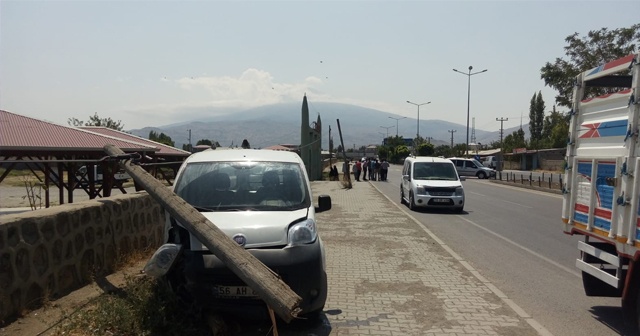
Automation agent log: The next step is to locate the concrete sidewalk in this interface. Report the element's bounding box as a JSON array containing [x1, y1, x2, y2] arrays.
[[311, 180, 549, 336]]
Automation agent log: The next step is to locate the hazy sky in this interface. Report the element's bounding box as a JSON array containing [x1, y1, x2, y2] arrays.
[[1, 1, 638, 132]]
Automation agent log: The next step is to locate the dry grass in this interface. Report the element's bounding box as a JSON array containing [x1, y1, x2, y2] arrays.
[[50, 276, 211, 336]]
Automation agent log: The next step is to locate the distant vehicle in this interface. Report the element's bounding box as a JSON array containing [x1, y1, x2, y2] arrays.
[[561, 53, 640, 328], [449, 158, 496, 179], [75, 165, 130, 185], [400, 156, 465, 213], [483, 155, 498, 169]]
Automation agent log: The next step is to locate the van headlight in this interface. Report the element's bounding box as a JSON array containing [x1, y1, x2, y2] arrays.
[[416, 186, 426, 195], [455, 187, 464, 196], [288, 219, 318, 246]]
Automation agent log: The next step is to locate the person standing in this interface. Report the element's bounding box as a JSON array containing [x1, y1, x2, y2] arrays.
[[362, 159, 369, 181], [354, 160, 362, 181], [380, 159, 389, 181], [342, 160, 350, 181], [369, 159, 376, 181]]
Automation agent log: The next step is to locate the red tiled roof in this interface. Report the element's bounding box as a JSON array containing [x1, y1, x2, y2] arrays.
[[0, 110, 156, 152], [80, 127, 191, 157]]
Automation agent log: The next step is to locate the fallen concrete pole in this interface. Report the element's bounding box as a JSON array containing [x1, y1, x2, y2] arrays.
[[103, 144, 302, 322]]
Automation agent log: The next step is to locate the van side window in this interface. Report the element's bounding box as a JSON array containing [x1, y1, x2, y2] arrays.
[[454, 160, 463, 168]]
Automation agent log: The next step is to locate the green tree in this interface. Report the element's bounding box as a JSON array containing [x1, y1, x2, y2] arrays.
[[452, 144, 466, 157], [241, 139, 251, 149], [502, 129, 527, 154], [529, 91, 545, 149], [434, 145, 452, 157], [68, 112, 125, 131], [395, 145, 410, 160], [416, 143, 435, 156], [540, 24, 640, 108], [149, 130, 175, 147], [541, 106, 570, 148], [196, 139, 221, 147]]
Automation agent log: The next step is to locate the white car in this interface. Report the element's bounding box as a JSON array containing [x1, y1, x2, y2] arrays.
[[400, 156, 465, 213], [145, 149, 331, 318]]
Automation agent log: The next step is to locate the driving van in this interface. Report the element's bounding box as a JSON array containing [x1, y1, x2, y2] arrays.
[[400, 156, 465, 213]]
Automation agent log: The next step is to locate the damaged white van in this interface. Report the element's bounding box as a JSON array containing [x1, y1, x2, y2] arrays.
[[145, 149, 331, 318]]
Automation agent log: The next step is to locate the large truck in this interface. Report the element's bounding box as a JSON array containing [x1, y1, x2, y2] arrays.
[[562, 52, 640, 328]]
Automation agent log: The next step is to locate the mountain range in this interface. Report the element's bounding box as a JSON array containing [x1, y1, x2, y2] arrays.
[[127, 102, 529, 149]]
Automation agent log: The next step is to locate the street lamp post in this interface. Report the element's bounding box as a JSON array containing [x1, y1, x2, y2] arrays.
[[388, 116, 407, 137], [378, 132, 386, 145], [380, 125, 395, 139], [453, 66, 487, 157], [406, 101, 431, 139]]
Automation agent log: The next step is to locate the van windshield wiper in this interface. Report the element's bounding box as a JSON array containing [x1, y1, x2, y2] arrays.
[[191, 205, 213, 212]]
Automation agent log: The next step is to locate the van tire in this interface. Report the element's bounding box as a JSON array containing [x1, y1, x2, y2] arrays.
[[454, 206, 464, 213], [400, 186, 406, 205], [409, 192, 416, 211], [477, 171, 487, 179]]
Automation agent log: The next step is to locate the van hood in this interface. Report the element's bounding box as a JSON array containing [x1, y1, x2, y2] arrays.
[[414, 180, 462, 188], [183, 208, 310, 250]]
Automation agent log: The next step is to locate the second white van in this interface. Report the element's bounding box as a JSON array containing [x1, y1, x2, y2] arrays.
[[400, 156, 465, 213]]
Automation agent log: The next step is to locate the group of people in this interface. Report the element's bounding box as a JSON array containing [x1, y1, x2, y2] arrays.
[[330, 158, 390, 182]]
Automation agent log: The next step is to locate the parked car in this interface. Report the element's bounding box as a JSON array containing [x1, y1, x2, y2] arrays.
[[483, 155, 498, 169], [400, 156, 465, 213], [449, 158, 496, 179], [144, 149, 332, 318]]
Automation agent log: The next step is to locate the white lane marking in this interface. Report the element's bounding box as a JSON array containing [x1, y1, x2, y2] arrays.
[[467, 191, 486, 196], [456, 215, 581, 278], [502, 200, 533, 208], [371, 183, 555, 336]]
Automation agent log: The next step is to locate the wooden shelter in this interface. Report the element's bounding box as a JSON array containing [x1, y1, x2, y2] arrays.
[[0, 110, 190, 207]]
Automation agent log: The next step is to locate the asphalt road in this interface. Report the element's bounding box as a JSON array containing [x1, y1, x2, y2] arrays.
[[373, 164, 633, 336]]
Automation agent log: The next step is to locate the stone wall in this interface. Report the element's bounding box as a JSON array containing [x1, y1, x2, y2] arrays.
[[0, 192, 165, 325]]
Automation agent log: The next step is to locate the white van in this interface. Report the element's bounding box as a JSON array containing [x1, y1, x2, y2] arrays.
[[145, 149, 332, 318], [400, 156, 465, 213]]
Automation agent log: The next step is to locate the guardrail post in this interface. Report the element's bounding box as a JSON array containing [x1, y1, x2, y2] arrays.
[[549, 177, 552, 189], [529, 172, 533, 186]]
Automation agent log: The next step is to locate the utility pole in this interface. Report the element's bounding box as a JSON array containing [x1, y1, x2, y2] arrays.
[[496, 117, 508, 148], [496, 117, 508, 171], [448, 129, 457, 149], [187, 129, 192, 152]]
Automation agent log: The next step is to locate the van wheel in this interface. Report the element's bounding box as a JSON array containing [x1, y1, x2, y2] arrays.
[[409, 192, 416, 211], [400, 186, 406, 204], [477, 171, 487, 179], [453, 206, 464, 213]]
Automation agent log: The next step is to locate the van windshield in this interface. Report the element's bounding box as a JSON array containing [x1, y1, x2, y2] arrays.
[[174, 161, 310, 211], [413, 162, 458, 181]]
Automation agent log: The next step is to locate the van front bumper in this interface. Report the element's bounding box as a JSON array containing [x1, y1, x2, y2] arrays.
[[180, 238, 327, 315], [414, 194, 465, 208]]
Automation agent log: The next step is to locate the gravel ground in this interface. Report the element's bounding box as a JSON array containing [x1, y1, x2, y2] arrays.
[[0, 184, 136, 210]]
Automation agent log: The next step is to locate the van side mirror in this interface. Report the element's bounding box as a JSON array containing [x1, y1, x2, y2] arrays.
[[316, 195, 332, 213]]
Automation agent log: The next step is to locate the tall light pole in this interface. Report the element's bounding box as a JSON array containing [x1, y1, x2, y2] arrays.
[[380, 125, 395, 139], [378, 132, 386, 145], [388, 116, 407, 137], [453, 66, 487, 157], [406, 101, 431, 139]]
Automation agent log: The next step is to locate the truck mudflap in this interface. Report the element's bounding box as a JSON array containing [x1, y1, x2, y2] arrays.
[[577, 240, 625, 297]]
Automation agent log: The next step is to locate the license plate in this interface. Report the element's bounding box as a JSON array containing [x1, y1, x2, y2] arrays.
[[213, 285, 259, 298], [433, 198, 450, 203]]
